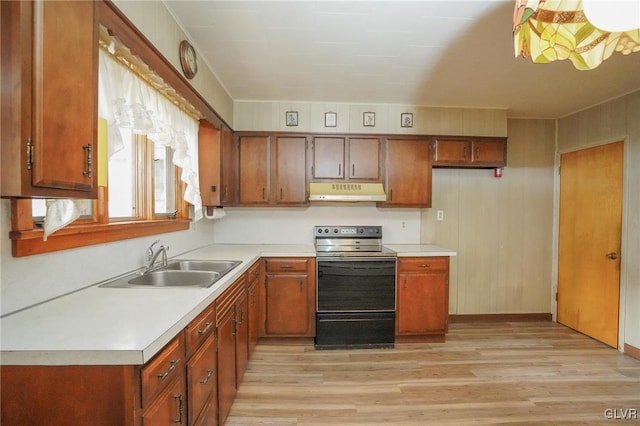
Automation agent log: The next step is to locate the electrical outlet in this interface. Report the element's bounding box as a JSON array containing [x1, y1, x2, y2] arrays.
[[401, 221, 406, 229], [436, 210, 444, 221]]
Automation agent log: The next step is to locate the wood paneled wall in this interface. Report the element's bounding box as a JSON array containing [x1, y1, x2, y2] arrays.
[[557, 90, 640, 353], [422, 119, 556, 315], [233, 101, 507, 137]]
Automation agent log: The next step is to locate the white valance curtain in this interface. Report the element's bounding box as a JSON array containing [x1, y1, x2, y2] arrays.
[[43, 49, 202, 240], [98, 49, 202, 219]]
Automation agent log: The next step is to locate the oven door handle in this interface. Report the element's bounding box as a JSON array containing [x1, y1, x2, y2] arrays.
[[318, 270, 323, 278]]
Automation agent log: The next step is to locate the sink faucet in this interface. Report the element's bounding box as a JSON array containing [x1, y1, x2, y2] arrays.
[[144, 240, 169, 272]]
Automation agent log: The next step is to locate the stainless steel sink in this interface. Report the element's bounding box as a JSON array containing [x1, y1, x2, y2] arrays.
[[127, 270, 220, 287], [163, 260, 242, 273], [100, 260, 242, 288]]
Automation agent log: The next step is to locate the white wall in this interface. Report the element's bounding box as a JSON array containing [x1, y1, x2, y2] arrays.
[[557, 90, 640, 352], [0, 200, 216, 316], [112, 0, 234, 126], [211, 205, 421, 245]]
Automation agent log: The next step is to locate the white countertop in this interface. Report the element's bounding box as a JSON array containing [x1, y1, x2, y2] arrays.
[[0, 242, 454, 366], [385, 244, 457, 257], [0, 244, 314, 366]]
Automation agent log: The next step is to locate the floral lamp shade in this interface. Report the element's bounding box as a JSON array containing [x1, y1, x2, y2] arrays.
[[513, 0, 640, 70]]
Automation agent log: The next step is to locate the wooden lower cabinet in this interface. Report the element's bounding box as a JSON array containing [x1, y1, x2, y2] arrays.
[[247, 260, 265, 356], [215, 273, 248, 425], [263, 257, 316, 337], [187, 333, 217, 426], [396, 257, 450, 342], [142, 373, 186, 425]]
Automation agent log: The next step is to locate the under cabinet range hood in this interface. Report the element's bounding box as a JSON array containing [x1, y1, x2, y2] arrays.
[[309, 182, 387, 202]]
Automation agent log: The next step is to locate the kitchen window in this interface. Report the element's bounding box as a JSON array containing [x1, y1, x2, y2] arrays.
[[9, 48, 201, 257]]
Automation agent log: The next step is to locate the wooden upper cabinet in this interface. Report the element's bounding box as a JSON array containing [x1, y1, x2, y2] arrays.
[[433, 137, 506, 168], [198, 121, 222, 206], [312, 137, 345, 179], [238, 135, 270, 205], [348, 137, 380, 180], [381, 138, 432, 208], [220, 127, 237, 205], [312, 136, 380, 181], [1, 1, 98, 198], [275, 136, 307, 204]]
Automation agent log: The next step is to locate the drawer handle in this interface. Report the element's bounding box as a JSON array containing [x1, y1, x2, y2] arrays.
[[279, 265, 293, 269], [199, 368, 215, 385], [197, 321, 213, 335], [157, 359, 179, 380], [173, 393, 184, 424], [419, 264, 431, 268]]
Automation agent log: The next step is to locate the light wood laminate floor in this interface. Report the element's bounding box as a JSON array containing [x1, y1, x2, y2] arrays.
[[227, 322, 640, 425]]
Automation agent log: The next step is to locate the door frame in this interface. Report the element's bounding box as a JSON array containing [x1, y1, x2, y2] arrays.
[[551, 135, 629, 351]]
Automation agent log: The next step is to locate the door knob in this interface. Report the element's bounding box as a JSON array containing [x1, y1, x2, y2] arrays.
[[605, 252, 618, 260]]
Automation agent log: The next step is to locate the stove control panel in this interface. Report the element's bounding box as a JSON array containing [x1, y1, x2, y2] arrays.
[[314, 226, 382, 238]]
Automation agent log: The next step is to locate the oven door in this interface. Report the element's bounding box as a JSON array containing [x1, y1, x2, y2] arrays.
[[316, 257, 396, 312]]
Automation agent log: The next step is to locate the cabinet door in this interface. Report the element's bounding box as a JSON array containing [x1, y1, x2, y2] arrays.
[[247, 263, 264, 357], [220, 127, 237, 204], [216, 308, 236, 425], [265, 274, 313, 336], [198, 122, 222, 206], [275, 137, 307, 204], [433, 138, 472, 166], [397, 272, 448, 334], [238, 136, 269, 204], [187, 333, 217, 426], [1, 1, 98, 197], [349, 138, 380, 180], [312, 137, 345, 179], [383, 138, 432, 207], [33, 1, 97, 194], [234, 291, 249, 387], [142, 376, 186, 426], [472, 138, 507, 167]]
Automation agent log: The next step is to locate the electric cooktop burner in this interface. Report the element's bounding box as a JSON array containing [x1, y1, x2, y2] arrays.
[[314, 225, 397, 257]]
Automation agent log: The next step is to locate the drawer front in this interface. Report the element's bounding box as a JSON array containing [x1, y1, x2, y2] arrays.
[[265, 258, 308, 273], [185, 305, 216, 359], [187, 333, 217, 425], [141, 332, 186, 408], [398, 257, 449, 273]]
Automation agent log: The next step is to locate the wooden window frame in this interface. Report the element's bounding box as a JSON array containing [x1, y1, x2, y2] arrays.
[[11, 134, 190, 257]]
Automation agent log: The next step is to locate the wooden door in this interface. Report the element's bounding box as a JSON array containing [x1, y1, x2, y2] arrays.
[[238, 136, 269, 204], [275, 137, 307, 204], [348, 138, 380, 180], [558, 141, 623, 348], [312, 137, 345, 179]]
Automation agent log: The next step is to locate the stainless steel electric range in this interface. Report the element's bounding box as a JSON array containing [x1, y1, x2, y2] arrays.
[[314, 225, 397, 349]]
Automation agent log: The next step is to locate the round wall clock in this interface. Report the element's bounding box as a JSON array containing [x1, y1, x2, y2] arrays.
[[179, 40, 197, 79]]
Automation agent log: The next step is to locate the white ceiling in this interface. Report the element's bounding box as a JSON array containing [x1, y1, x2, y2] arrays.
[[164, 0, 640, 119]]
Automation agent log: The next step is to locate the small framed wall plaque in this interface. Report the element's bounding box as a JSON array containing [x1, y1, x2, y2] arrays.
[[325, 112, 337, 127], [401, 113, 413, 128], [363, 111, 375, 127], [286, 111, 298, 126]]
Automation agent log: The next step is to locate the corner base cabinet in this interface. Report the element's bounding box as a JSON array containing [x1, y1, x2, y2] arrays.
[[396, 256, 450, 342]]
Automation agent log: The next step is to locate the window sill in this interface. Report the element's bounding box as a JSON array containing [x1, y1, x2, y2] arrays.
[[10, 219, 191, 257]]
